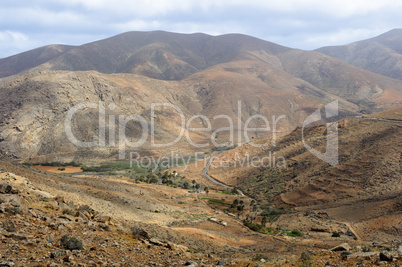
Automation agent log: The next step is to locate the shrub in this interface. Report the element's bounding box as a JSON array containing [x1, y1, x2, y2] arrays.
[[332, 231, 340, 237], [60, 234, 83, 250], [243, 220, 263, 232], [299, 251, 314, 267], [251, 253, 266, 261], [286, 229, 304, 237]]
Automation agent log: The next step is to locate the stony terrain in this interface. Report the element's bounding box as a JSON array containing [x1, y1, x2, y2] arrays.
[[1, 160, 402, 266], [0, 29, 402, 266]]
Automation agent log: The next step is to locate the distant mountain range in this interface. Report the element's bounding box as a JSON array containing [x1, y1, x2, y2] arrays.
[[0, 30, 401, 160]]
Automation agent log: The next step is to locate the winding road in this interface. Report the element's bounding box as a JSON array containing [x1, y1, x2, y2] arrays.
[[347, 116, 402, 123], [202, 152, 245, 196]]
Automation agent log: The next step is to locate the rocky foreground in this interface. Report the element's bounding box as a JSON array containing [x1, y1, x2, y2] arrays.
[[0, 169, 401, 266]]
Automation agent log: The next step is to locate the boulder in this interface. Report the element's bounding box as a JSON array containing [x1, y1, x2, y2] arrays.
[[379, 251, 393, 262], [330, 243, 351, 251], [0, 184, 12, 194]]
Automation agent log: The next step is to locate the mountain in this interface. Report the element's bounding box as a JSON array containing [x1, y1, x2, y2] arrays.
[[0, 31, 290, 80], [316, 29, 402, 80], [0, 31, 402, 161], [0, 44, 74, 79]]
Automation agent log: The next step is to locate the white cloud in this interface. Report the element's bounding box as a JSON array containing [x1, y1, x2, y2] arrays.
[[1, 0, 402, 57], [0, 31, 32, 58]]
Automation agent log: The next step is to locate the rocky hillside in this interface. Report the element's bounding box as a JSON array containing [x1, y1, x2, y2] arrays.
[[317, 29, 402, 80], [203, 106, 402, 243], [1, 151, 402, 266], [0, 31, 402, 161]]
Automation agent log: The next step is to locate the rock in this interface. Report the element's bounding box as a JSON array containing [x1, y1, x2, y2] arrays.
[[0, 184, 12, 194], [347, 252, 378, 259], [217, 260, 225, 265], [2, 221, 16, 232], [63, 255, 74, 262], [131, 226, 151, 240], [184, 261, 198, 266], [28, 208, 38, 218], [94, 213, 110, 223], [260, 258, 266, 263], [379, 251, 393, 262], [4, 233, 29, 240], [330, 243, 351, 251], [0, 195, 25, 215], [55, 195, 65, 203], [149, 238, 165, 247], [50, 250, 67, 258], [0, 262, 15, 267], [0, 195, 22, 207]]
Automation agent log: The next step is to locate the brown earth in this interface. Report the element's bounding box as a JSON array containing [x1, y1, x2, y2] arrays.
[[1, 156, 401, 266], [33, 165, 83, 173], [187, 106, 402, 245]]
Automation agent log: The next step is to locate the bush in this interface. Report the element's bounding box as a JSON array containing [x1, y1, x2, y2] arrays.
[[332, 231, 340, 237], [286, 229, 304, 237], [251, 253, 266, 261], [60, 234, 83, 250], [299, 251, 314, 267], [243, 220, 263, 232]]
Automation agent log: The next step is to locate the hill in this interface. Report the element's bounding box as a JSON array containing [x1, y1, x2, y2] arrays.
[[0, 31, 402, 161], [317, 29, 402, 80], [202, 106, 402, 242]]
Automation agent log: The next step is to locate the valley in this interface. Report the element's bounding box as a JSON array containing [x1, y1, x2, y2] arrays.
[[0, 30, 401, 265]]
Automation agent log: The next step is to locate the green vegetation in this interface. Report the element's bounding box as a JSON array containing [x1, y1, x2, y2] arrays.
[[284, 229, 304, 237], [211, 144, 238, 152], [332, 231, 341, 237], [26, 161, 82, 167], [243, 220, 279, 235], [243, 220, 263, 232], [259, 207, 287, 223], [204, 198, 226, 206], [80, 162, 145, 173]]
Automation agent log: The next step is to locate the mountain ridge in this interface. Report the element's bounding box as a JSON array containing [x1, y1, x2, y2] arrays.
[[316, 28, 402, 80], [0, 30, 401, 160]]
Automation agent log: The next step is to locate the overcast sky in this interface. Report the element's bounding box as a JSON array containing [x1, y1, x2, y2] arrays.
[[1, 0, 401, 58]]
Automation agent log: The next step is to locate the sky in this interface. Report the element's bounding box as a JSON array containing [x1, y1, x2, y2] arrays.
[[1, 0, 401, 58]]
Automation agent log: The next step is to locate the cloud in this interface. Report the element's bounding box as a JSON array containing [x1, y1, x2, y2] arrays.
[[0, 31, 32, 58], [0, 0, 402, 57]]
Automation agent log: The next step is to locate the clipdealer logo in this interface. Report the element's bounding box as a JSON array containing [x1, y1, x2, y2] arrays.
[[302, 101, 339, 166]]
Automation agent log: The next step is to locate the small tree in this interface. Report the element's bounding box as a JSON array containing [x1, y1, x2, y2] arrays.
[[204, 187, 209, 195], [261, 216, 267, 227], [183, 181, 190, 189]]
